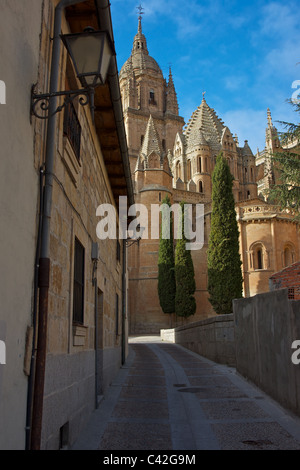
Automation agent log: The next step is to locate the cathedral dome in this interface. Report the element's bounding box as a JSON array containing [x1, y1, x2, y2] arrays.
[[184, 96, 225, 155], [119, 16, 163, 78]]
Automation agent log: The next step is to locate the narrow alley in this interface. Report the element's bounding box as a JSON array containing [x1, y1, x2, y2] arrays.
[[71, 336, 300, 451]]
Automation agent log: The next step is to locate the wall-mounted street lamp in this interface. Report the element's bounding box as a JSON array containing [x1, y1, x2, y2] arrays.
[[126, 224, 146, 247], [31, 27, 115, 120]]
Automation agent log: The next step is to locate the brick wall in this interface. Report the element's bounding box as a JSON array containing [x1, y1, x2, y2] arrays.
[[269, 261, 300, 300]]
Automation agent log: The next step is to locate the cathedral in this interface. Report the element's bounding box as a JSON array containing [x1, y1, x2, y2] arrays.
[[119, 16, 300, 334]]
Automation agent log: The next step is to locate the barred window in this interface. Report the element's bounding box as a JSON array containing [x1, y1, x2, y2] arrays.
[[288, 288, 295, 300], [73, 238, 85, 324], [64, 100, 81, 161]]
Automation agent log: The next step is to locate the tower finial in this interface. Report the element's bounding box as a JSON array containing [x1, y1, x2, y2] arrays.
[[202, 91, 206, 101], [137, 4, 144, 32], [267, 108, 273, 127]]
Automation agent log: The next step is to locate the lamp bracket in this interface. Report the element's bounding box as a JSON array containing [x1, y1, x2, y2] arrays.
[[31, 84, 95, 120], [126, 237, 141, 247]]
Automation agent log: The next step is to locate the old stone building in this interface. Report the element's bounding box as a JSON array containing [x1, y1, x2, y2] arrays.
[[1, 0, 134, 451], [120, 16, 300, 334], [30, 0, 134, 450]]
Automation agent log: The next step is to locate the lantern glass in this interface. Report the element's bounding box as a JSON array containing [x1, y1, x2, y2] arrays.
[[61, 30, 114, 87]]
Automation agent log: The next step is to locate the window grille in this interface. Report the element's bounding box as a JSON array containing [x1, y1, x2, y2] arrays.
[[73, 238, 85, 324], [64, 101, 81, 161], [288, 288, 295, 300]]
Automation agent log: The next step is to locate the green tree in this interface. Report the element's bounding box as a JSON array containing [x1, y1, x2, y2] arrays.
[[174, 202, 196, 318], [267, 99, 300, 219], [157, 195, 176, 314], [207, 152, 243, 314]]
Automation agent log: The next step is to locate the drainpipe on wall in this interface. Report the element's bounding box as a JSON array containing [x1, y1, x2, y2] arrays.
[[29, 0, 87, 451], [25, 166, 44, 450], [121, 239, 127, 365], [92, 242, 99, 409]]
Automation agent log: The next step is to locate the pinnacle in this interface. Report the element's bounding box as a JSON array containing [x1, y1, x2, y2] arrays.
[[140, 114, 163, 158]]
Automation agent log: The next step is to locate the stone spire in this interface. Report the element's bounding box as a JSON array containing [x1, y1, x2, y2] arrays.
[[132, 11, 149, 56], [267, 108, 273, 127], [165, 66, 179, 115], [140, 114, 163, 159], [266, 107, 279, 151], [135, 115, 168, 172]]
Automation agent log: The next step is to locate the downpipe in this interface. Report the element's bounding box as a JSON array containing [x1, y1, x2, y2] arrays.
[[29, 0, 87, 451]]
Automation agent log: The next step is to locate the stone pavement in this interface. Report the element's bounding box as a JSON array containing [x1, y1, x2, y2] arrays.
[[71, 335, 300, 451]]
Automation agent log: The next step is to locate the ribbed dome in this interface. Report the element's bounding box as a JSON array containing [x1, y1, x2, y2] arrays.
[[119, 17, 163, 78], [184, 97, 225, 154]]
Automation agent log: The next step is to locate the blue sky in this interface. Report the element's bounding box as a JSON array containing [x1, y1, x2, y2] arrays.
[[110, 0, 300, 153]]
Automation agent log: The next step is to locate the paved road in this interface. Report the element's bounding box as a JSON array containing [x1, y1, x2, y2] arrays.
[[72, 335, 300, 451]]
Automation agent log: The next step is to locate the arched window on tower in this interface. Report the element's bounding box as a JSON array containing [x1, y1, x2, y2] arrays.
[[257, 248, 263, 270], [283, 245, 294, 267], [149, 89, 156, 105], [199, 181, 203, 193], [176, 161, 181, 180], [198, 156, 202, 173], [187, 160, 191, 181], [250, 242, 267, 270], [205, 157, 208, 173]]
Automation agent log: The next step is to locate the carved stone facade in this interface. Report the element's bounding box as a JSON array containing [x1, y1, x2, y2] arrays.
[[120, 17, 300, 334]]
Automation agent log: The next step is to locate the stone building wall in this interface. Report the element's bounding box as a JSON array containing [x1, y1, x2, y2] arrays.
[[31, 0, 129, 449], [0, 0, 43, 450]]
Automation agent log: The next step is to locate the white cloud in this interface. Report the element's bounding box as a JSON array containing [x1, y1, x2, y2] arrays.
[[258, 2, 298, 37], [224, 75, 248, 92]]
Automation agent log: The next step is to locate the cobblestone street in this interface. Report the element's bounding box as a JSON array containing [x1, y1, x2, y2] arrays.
[[72, 336, 300, 451]]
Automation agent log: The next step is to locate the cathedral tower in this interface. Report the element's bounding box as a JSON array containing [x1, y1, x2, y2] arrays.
[[119, 14, 185, 174], [119, 16, 299, 335]]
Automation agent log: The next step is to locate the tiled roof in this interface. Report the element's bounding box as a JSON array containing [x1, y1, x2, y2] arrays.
[[184, 98, 225, 154]]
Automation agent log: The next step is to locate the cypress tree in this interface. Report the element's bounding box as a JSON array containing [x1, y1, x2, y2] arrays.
[[157, 195, 176, 314], [207, 152, 243, 314], [174, 202, 196, 318]]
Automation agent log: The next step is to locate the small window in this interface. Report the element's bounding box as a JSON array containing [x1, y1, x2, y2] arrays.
[[176, 161, 181, 180], [59, 422, 69, 450], [187, 160, 191, 181], [284, 247, 292, 267], [64, 101, 81, 161], [199, 181, 203, 193], [257, 249, 263, 270], [141, 135, 144, 146], [149, 89, 156, 105], [288, 288, 295, 300], [73, 238, 85, 324]]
